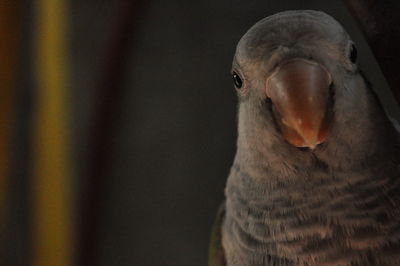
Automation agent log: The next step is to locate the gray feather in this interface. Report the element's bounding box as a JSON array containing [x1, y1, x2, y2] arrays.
[[222, 10, 400, 266]]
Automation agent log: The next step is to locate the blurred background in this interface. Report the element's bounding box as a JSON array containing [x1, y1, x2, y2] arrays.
[[1, 0, 398, 266]]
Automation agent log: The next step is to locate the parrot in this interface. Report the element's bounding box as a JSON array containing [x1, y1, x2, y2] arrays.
[[209, 10, 400, 266]]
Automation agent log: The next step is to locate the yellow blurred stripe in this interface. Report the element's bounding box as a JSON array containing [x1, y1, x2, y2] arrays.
[[32, 0, 73, 265], [0, 1, 20, 224]]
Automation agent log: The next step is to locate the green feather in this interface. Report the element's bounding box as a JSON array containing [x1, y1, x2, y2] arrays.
[[208, 203, 226, 266]]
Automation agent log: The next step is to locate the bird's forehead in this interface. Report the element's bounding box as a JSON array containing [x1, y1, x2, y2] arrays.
[[236, 10, 348, 61]]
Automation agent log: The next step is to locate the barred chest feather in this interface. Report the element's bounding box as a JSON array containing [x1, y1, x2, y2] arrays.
[[222, 159, 400, 266]]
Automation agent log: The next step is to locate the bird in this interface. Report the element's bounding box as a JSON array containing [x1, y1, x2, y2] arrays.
[[209, 10, 400, 266]]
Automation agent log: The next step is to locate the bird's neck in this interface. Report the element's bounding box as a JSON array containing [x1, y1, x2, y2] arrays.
[[224, 115, 400, 264], [228, 111, 400, 210]]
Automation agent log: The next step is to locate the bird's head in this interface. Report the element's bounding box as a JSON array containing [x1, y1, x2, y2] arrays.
[[233, 10, 375, 155]]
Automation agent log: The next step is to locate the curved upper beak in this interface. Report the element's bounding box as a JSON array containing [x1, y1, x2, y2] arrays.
[[266, 59, 332, 149]]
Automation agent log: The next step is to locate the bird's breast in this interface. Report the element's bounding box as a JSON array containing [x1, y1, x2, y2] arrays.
[[222, 163, 400, 265]]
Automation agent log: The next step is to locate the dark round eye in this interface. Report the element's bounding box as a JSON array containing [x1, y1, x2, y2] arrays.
[[232, 71, 243, 89], [349, 43, 357, 63]]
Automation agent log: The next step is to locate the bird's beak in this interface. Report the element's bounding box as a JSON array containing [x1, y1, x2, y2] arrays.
[[266, 59, 332, 149]]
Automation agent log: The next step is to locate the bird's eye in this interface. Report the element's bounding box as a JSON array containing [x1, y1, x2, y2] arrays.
[[232, 71, 243, 89], [349, 43, 357, 63]]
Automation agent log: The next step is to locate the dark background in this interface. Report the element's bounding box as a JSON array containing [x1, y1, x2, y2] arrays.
[[6, 1, 400, 266]]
